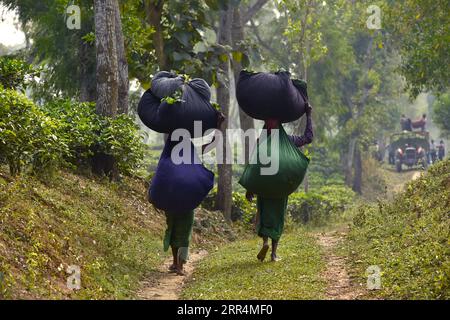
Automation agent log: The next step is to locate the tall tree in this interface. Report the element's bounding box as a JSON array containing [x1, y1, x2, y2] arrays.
[[143, 0, 167, 70], [93, 0, 129, 177], [215, 7, 233, 221], [94, 0, 119, 117], [384, 0, 450, 97], [114, 0, 129, 114]]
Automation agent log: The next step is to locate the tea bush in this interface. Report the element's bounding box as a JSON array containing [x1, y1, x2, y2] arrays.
[[0, 89, 145, 176], [201, 188, 257, 223], [0, 88, 68, 175], [346, 160, 450, 299], [0, 56, 38, 91], [288, 184, 356, 225]]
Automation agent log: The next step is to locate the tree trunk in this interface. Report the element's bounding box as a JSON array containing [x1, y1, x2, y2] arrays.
[[352, 144, 362, 194], [93, 0, 119, 178], [231, 7, 254, 164], [215, 8, 233, 221], [345, 137, 357, 186], [94, 0, 119, 117], [144, 0, 167, 70], [113, 0, 129, 114], [79, 38, 97, 103]]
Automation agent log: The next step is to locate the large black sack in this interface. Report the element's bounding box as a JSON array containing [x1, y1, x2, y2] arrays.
[[150, 71, 185, 99], [236, 70, 307, 123], [137, 88, 171, 133], [149, 137, 214, 213], [137, 71, 217, 137]]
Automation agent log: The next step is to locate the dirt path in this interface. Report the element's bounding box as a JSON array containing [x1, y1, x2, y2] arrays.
[[137, 250, 208, 300], [388, 169, 422, 195], [315, 169, 423, 299], [316, 228, 366, 300]]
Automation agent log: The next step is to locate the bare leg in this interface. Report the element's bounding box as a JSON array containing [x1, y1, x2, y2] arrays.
[[271, 240, 280, 262], [176, 248, 186, 276], [169, 246, 177, 272], [257, 237, 270, 262]]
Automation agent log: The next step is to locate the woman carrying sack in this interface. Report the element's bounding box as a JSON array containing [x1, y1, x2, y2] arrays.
[[140, 71, 224, 276], [243, 104, 313, 262]]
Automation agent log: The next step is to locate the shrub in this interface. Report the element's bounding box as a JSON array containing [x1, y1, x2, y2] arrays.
[[0, 56, 38, 91], [1, 91, 145, 177], [97, 115, 145, 175], [346, 160, 450, 299], [202, 188, 256, 223], [0, 88, 68, 175], [432, 93, 450, 137], [42, 99, 145, 176], [42, 99, 100, 166], [288, 184, 355, 225]]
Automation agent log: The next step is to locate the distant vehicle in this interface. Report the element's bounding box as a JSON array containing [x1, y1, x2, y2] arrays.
[[389, 131, 429, 172]]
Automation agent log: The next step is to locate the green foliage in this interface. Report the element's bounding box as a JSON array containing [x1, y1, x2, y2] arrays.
[[2, 0, 97, 100], [0, 56, 39, 91], [307, 143, 345, 188], [384, 0, 450, 97], [346, 160, 450, 299], [0, 88, 68, 175], [159, 89, 185, 105], [42, 99, 100, 165], [97, 115, 145, 175], [432, 93, 450, 137], [202, 188, 256, 223], [288, 185, 356, 226], [0, 91, 144, 177], [42, 99, 145, 176], [231, 191, 256, 224]]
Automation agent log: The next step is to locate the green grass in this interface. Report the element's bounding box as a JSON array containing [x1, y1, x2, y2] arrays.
[[181, 228, 326, 300], [0, 167, 168, 299], [344, 159, 450, 299]]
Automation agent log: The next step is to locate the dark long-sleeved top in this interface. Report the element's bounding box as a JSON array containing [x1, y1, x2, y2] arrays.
[[289, 112, 313, 148]]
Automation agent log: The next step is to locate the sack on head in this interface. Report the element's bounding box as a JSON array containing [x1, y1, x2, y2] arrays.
[[236, 70, 307, 123], [138, 71, 218, 137]]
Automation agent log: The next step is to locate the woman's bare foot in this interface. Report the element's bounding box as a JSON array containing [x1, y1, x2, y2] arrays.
[[168, 263, 177, 273], [271, 253, 281, 262], [257, 243, 270, 262], [176, 264, 185, 276]]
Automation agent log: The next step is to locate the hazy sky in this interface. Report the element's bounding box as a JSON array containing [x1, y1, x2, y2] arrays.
[[0, 5, 26, 47]]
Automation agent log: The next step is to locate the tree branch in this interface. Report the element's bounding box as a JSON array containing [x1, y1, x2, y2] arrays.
[[243, 0, 269, 23], [249, 20, 289, 66]]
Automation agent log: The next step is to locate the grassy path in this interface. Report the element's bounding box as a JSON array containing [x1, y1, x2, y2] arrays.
[[138, 226, 370, 300], [137, 250, 207, 300], [180, 228, 326, 300], [315, 227, 366, 300]]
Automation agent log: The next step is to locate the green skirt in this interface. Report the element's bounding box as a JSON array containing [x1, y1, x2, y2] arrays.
[[256, 196, 288, 241], [163, 210, 194, 261]]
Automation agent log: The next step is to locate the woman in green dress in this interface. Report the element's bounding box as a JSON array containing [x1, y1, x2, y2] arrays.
[[246, 105, 313, 262], [163, 210, 194, 275]]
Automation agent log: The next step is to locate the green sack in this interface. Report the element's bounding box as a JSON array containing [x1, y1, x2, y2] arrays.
[[239, 125, 310, 198]]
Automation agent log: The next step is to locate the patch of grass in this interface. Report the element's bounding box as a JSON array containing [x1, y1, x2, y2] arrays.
[[0, 167, 167, 299], [344, 159, 450, 299], [181, 228, 326, 300]]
